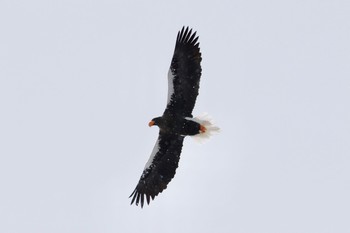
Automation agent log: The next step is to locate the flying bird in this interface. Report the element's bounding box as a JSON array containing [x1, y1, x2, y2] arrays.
[[129, 27, 219, 207]]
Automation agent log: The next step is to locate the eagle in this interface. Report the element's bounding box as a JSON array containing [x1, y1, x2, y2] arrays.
[[129, 27, 219, 207]]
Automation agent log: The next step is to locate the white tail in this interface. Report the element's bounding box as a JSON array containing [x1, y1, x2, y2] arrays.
[[189, 113, 220, 143]]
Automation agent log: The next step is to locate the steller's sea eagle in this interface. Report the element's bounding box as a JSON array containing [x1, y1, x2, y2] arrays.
[[129, 26, 219, 207]]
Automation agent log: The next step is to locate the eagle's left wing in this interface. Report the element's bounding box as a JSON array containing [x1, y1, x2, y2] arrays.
[[164, 27, 202, 118], [129, 132, 184, 207]]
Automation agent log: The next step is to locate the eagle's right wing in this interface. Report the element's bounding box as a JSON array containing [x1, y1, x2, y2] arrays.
[[129, 132, 184, 208]]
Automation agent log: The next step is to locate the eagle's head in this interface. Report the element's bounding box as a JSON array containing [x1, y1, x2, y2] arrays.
[[148, 117, 163, 127]]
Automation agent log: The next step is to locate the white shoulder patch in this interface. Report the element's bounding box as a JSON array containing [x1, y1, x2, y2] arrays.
[[167, 68, 175, 104], [144, 138, 160, 170]]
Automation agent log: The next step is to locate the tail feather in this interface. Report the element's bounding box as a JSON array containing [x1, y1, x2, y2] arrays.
[[191, 113, 220, 143]]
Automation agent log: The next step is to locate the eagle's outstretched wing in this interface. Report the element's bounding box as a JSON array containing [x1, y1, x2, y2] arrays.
[[129, 132, 184, 207], [164, 26, 202, 118]]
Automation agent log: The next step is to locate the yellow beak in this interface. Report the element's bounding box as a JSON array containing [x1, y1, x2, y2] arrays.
[[148, 120, 155, 127]]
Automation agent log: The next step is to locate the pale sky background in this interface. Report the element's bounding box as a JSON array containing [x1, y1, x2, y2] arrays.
[[1, 0, 350, 232]]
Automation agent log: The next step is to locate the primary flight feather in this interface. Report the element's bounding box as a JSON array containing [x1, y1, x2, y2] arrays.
[[129, 27, 219, 208]]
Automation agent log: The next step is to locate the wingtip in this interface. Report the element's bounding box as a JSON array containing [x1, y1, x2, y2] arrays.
[[129, 189, 150, 208], [177, 26, 199, 45], [129, 189, 137, 205]]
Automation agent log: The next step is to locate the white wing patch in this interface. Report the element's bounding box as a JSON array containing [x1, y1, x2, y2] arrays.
[[144, 138, 160, 170], [167, 68, 175, 104]]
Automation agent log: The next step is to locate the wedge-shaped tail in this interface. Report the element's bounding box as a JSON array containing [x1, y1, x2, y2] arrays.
[[190, 113, 220, 143]]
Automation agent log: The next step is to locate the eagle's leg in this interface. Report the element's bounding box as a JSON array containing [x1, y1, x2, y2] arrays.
[[199, 124, 207, 133], [186, 114, 220, 142]]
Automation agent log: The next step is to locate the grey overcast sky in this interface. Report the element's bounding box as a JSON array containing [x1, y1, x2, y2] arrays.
[[1, 0, 349, 232]]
